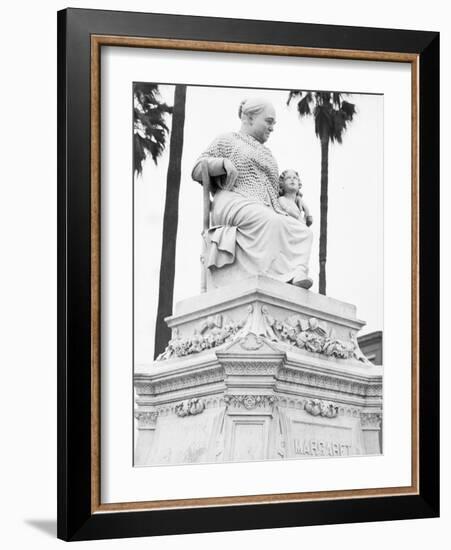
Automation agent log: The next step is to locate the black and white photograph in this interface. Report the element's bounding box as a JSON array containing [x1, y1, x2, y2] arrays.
[[133, 83, 383, 466], [0, 0, 444, 546]]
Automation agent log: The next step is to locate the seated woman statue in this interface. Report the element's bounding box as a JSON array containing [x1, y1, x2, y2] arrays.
[[191, 97, 313, 290]]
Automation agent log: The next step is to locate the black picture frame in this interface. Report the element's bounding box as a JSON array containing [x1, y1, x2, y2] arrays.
[[57, 7, 439, 542]]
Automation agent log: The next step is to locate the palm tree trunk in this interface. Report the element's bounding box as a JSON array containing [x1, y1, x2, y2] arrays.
[[319, 135, 329, 295], [154, 84, 187, 358]]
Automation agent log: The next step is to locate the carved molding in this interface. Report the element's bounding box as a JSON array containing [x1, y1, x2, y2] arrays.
[[305, 399, 339, 418], [175, 398, 205, 417], [137, 366, 381, 403], [223, 362, 279, 376], [157, 305, 373, 365], [278, 366, 382, 398], [134, 411, 159, 428], [277, 397, 307, 410], [365, 384, 383, 397], [149, 366, 224, 395], [360, 412, 382, 428], [146, 396, 225, 418], [224, 394, 276, 410], [135, 383, 154, 396], [138, 366, 381, 405], [338, 405, 362, 417]]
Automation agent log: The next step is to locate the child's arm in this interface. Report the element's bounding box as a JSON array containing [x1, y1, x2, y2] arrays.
[[297, 196, 313, 226]]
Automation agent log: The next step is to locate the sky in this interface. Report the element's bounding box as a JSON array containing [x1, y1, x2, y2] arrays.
[[134, 84, 383, 364]]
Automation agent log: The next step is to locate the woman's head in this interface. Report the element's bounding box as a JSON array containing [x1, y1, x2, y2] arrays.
[[238, 98, 276, 143], [279, 169, 302, 196]]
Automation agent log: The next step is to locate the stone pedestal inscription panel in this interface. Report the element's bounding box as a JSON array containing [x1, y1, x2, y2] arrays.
[[225, 417, 269, 462], [145, 409, 222, 465], [281, 410, 365, 459]]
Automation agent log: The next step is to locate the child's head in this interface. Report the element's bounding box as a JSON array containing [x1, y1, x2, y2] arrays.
[[279, 169, 302, 196]]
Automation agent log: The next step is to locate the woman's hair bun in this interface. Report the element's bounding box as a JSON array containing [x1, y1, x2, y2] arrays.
[[238, 97, 272, 121], [238, 99, 247, 119]]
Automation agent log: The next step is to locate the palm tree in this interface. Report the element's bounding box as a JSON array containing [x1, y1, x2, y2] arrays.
[[154, 84, 187, 359], [133, 83, 173, 175], [133, 83, 187, 359], [287, 91, 356, 295]]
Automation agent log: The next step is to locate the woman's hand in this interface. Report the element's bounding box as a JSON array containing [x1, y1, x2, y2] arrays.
[[223, 159, 238, 190]]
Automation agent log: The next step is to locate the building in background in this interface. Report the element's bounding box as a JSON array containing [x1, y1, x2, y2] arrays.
[[358, 331, 382, 365]]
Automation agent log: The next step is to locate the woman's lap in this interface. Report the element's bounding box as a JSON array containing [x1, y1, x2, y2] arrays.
[[208, 190, 312, 288]]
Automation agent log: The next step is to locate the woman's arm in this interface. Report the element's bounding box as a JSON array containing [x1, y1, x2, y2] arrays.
[[191, 157, 226, 182], [192, 158, 238, 190], [192, 133, 232, 180], [192, 133, 238, 190]]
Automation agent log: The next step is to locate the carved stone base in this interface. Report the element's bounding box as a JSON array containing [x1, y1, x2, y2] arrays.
[[135, 276, 383, 465]]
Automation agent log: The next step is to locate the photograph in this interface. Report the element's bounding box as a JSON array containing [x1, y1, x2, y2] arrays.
[[133, 83, 384, 466], [54, 6, 440, 542], [0, 0, 444, 544]]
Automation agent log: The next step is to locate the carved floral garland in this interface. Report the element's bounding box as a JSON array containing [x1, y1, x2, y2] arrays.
[[157, 315, 244, 360], [304, 398, 338, 418], [175, 398, 205, 417], [157, 307, 370, 365], [263, 308, 362, 360]]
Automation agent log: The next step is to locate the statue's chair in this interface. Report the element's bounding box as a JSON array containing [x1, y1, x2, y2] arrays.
[[199, 159, 212, 293]]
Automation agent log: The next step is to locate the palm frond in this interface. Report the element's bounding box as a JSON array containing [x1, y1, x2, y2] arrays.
[[298, 93, 313, 116], [133, 83, 173, 175], [287, 90, 302, 106], [341, 100, 356, 121], [332, 92, 342, 108], [330, 110, 346, 143], [287, 90, 356, 145]]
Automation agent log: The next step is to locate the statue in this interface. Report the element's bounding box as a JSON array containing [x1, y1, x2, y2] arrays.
[[191, 97, 313, 291]]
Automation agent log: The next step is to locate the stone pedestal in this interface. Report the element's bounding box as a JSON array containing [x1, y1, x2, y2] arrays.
[[134, 275, 383, 465]]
